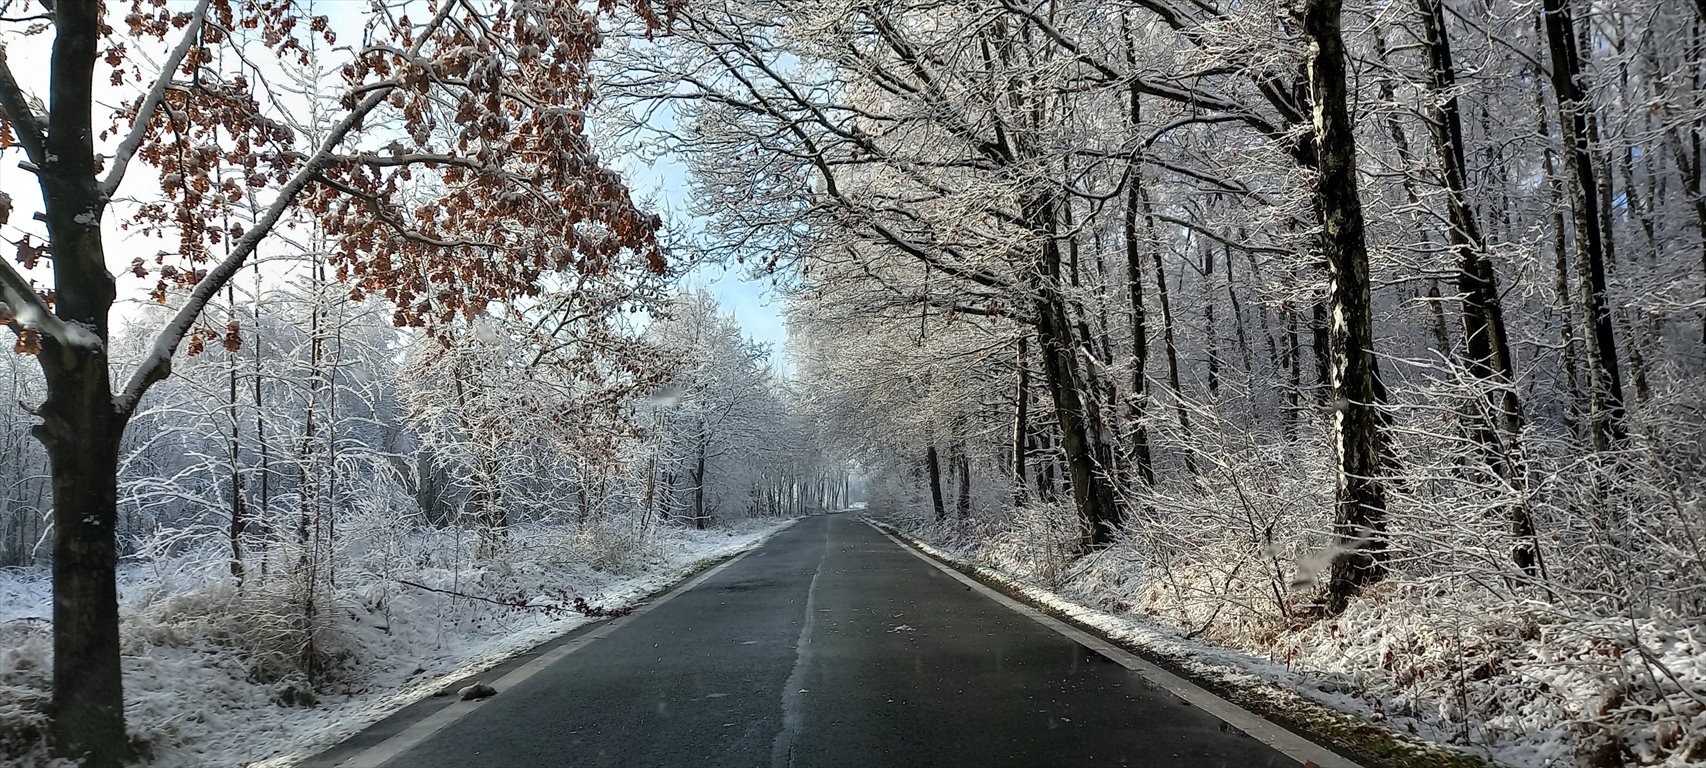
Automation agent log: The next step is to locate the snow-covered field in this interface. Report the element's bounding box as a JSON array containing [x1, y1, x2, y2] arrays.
[[0, 518, 793, 768], [877, 516, 1706, 768]]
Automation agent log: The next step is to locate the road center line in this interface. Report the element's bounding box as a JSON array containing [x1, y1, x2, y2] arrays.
[[770, 519, 829, 768], [869, 522, 1365, 768]]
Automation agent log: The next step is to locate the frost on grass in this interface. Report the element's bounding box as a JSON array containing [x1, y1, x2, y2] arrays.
[[0, 519, 790, 768]]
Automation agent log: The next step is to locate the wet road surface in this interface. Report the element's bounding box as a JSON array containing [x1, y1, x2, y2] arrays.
[[314, 513, 1336, 768]]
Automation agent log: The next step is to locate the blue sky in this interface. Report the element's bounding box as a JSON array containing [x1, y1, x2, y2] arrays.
[[615, 143, 793, 373], [312, 0, 792, 366], [75, 2, 793, 371]]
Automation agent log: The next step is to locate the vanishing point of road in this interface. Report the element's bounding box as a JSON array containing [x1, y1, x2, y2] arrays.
[[308, 512, 1359, 768]]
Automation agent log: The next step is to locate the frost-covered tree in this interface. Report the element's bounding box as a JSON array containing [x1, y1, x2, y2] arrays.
[[0, 0, 670, 761], [628, 0, 1706, 760], [643, 291, 814, 527]]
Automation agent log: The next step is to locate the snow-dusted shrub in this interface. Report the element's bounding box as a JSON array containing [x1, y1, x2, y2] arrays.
[[0, 518, 791, 767], [890, 382, 1706, 766], [0, 620, 51, 763]]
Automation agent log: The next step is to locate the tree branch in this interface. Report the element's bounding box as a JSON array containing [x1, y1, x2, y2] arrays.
[[1150, 213, 1291, 256], [0, 257, 99, 351], [0, 44, 45, 164], [99, 0, 211, 200], [116, 0, 461, 416], [312, 173, 500, 249]]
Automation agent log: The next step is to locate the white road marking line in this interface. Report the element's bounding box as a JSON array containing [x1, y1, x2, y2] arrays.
[[770, 520, 827, 768], [334, 524, 793, 768], [871, 524, 1366, 768]]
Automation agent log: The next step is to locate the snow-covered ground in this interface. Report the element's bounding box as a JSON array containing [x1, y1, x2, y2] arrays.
[[875, 516, 1706, 768], [0, 518, 793, 768]]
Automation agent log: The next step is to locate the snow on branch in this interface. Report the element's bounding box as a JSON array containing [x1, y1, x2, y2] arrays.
[[0, 256, 102, 354], [114, 1, 464, 417], [98, 0, 212, 200]]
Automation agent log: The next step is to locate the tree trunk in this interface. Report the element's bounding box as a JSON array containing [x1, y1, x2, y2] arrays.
[[1029, 190, 1122, 551], [1417, 0, 1537, 573], [1311, 300, 1332, 401], [227, 283, 246, 584], [1530, 68, 1586, 433], [1202, 242, 1220, 399], [926, 443, 946, 522], [694, 430, 708, 530], [1543, 0, 1627, 451], [1283, 290, 1303, 437], [1305, 0, 1392, 612], [34, 4, 129, 758], [324, 271, 340, 587], [956, 446, 971, 518], [1224, 245, 1256, 386], [1011, 335, 1031, 504], [1141, 182, 1198, 478], [1660, 116, 1706, 351], [254, 260, 272, 582], [1426, 280, 1451, 359], [1035, 430, 1056, 502], [1123, 84, 1156, 488], [299, 286, 322, 568], [39, 356, 129, 768], [642, 451, 657, 532]]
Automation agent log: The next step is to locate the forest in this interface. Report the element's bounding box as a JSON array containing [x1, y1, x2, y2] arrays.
[[0, 0, 1703, 765], [609, 0, 1706, 763]]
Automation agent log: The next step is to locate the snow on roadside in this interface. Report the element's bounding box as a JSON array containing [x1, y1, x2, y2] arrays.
[[869, 518, 1531, 768], [0, 518, 793, 768], [881, 511, 1706, 767]]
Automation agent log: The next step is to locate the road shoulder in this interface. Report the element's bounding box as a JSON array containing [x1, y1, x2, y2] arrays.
[[286, 520, 797, 768], [866, 518, 1498, 768]]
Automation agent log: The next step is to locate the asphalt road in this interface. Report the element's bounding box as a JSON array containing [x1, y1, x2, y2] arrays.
[[319, 513, 1335, 768]]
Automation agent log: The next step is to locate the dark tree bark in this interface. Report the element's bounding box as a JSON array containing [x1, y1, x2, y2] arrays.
[[1224, 245, 1255, 385], [1140, 182, 1199, 479], [38, 374, 127, 767], [956, 447, 971, 518], [1123, 160, 1156, 487], [1529, 70, 1586, 433], [1202, 242, 1221, 399], [1028, 191, 1123, 551], [1121, 32, 1156, 488], [926, 444, 947, 522], [1283, 287, 1303, 437], [643, 451, 657, 531], [21, 2, 131, 761], [227, 285, 246, 584], [1311, 300, 1332, 401], [1011, 335, 1031, 504], [1542, 0, 1627, 451], [1304, 0, 1393, 612], [1034, 430, 1056, 503], [301, 273, 325, 566], [1417, 0, 1537, 573], [693, 426, 708, 530], [1249, 249, 1286, 428], [1661, 119, 1706, 350], [1426, 280, 1451, 360], [253, 283, 271, 583]]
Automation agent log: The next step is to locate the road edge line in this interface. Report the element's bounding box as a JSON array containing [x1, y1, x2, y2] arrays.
[[868, 520, 1364, 768], [333, 521, 794, 768]]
